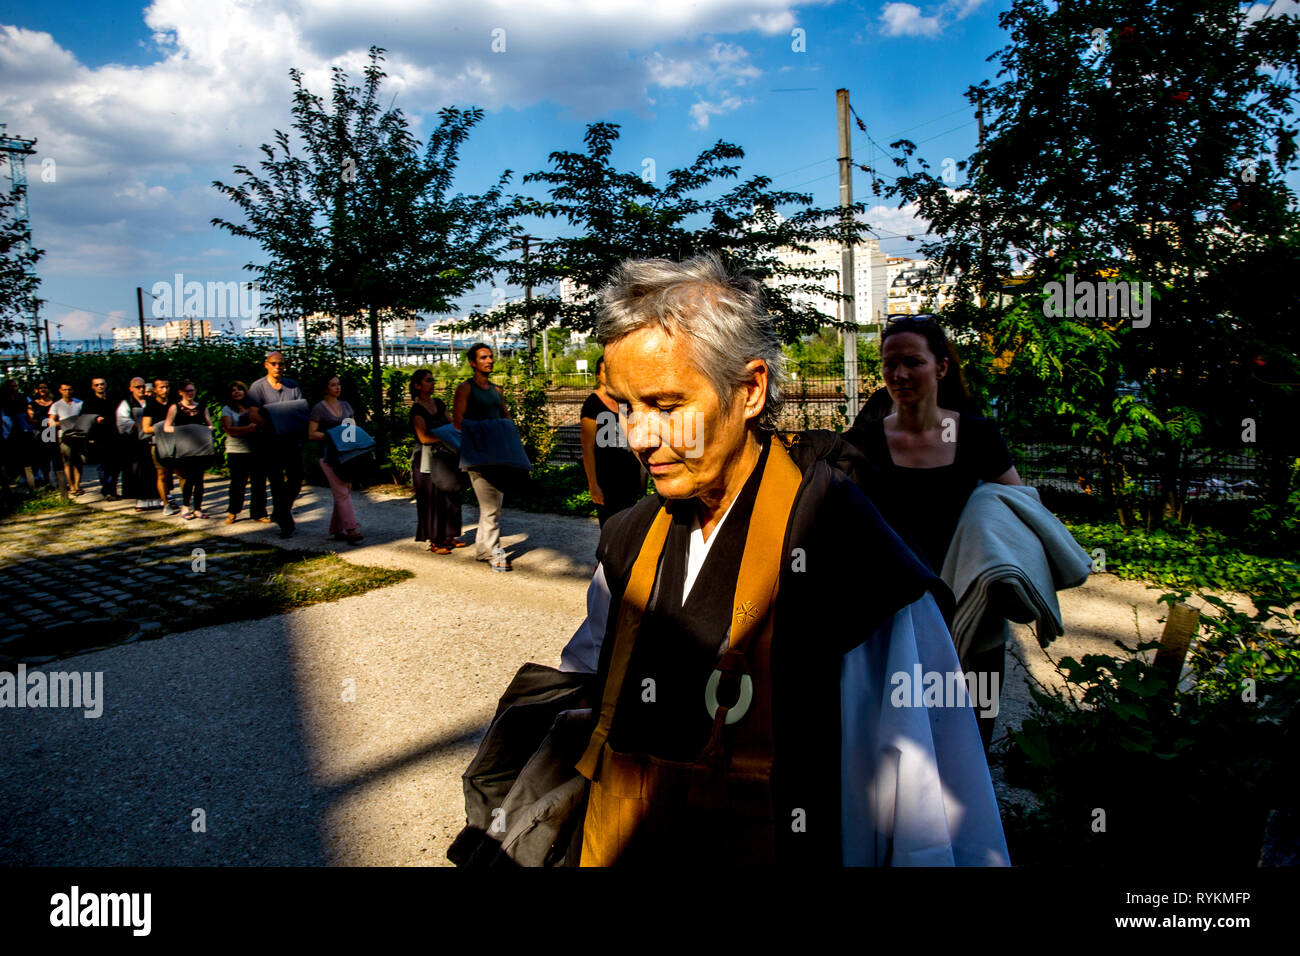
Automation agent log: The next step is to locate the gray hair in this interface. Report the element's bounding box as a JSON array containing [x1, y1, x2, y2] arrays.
[[596, 253, 786, 432]]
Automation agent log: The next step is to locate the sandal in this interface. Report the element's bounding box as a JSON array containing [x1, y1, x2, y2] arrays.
[[181, 509, 195, 520], [433, 546, 453, 555], [452, 540, 469, 549]]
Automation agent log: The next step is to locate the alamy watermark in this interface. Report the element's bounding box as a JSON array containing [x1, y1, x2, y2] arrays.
[[0, 664, 103, 718], [890, 664, 999, 718], [1042, 274, 1152, 328], [595, 405, 703, 458], [150, 273, 261, 322]]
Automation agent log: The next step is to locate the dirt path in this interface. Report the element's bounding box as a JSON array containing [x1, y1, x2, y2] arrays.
[[0, 474, 1197, 865]]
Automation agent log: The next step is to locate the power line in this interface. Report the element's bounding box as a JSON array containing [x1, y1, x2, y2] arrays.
[[41, 299, 128, 320]]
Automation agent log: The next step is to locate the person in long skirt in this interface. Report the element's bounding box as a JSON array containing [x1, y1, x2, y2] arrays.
[[306, 374, 362, 543], [409, 368, 463, 555]]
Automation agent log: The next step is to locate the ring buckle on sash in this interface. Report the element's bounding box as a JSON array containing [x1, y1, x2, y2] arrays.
[[704, 669, 753, 724]]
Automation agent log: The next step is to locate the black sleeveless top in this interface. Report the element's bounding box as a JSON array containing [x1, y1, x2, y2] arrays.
[[411, 398, 449, 435], [171, 403, 207, 428], [842, 414, 1013, 572]]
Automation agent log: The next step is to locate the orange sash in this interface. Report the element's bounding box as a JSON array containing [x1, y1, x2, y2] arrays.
[[576, 438, 803, 866]]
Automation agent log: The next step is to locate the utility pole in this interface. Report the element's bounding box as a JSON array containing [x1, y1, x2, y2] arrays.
[[521, 234, 536, 374], [836, 89, 859, 420], [975, 88, 988, 311], [136, 287, 148, 353]]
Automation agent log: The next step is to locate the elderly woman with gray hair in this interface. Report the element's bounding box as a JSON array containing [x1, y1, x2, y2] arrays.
[[515, 253, 1005, 868]]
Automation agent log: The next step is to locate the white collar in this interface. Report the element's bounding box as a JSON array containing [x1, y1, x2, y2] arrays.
[[682, 497, 739, 603]]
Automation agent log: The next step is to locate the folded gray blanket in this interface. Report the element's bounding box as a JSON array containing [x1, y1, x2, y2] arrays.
[[154, 424, 215, 460], [940, 483, 1092, 660]]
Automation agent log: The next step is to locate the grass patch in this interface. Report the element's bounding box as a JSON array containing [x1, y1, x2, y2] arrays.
[[255, 551, 412, 611], [1065, 519, 1300, 597], [10, 486, 76, 515], [0, 505, 412, 669]]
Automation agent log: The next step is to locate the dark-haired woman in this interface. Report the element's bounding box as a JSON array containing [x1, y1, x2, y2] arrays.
[[844, 316, 1022, 750], [27, 382, 60, 489], [844, 315, 1022, 573], [221, 381, 267, 525], [307, 374, 362, 543], [163, 380, 213, 519], [410, 368, 463, 555]]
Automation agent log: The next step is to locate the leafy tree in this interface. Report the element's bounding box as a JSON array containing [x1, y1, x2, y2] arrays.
[[464, 122, 876, 353], [0, 182, 42, 347], [213, 47, 514, 454], [876, 0, 1300, 528]]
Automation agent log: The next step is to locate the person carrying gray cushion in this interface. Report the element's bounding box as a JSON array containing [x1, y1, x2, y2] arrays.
[[453, 343, 512, 572], [245, 351, 306, 539]]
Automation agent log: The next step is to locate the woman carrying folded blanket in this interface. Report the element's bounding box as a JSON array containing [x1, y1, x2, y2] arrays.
[[409, 368, 464, 555], [843, 315, 1022, 749], [306, 374, 362, 544], [162, 380, 213, 519]]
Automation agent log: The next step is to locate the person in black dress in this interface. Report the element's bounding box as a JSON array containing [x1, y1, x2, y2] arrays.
[[27, 382, 60, 490], [409, 368, 464, 555], [163, 379, 213, 519], [843, 315, 1021, 749], [580, 355, 646, 527]]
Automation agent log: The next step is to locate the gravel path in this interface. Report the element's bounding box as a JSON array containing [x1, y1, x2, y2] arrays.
[[0, 473, 1187, 865]]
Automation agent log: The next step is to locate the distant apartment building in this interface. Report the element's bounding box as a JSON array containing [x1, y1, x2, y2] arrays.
[[768, 235, 890, 328], [111, 319, 212, 346], [886, 257, 961, 315]]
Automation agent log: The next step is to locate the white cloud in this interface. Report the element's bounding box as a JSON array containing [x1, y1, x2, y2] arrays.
[[880, 3, 942, 37], [689, 95, 746, 128], [879, 0, 987, 38], [0, 1, 835, 334]]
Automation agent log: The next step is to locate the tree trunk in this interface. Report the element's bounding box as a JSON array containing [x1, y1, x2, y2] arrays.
[[369, 303, 387, 466]]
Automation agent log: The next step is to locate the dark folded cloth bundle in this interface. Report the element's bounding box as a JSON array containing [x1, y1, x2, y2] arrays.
[[154, 424, 215, 461], [263, 399, 310, 437], [458, 418, 532, 472], [326, 422, 376, 463], [58, 413, 101, 441]]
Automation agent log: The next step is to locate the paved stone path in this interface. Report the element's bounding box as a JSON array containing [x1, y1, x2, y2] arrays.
[[0, 470, 1208, 865], [0, 501, 405, 670]]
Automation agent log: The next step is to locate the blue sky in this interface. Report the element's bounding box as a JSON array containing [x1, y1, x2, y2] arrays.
[[0, 0, 1293, 342]]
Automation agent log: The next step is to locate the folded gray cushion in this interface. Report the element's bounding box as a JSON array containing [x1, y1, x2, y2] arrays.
[[155, 424, 215, 460], [263, 399, 310, 437]]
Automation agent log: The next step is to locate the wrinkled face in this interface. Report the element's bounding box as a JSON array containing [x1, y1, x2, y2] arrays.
[[604, 325, 762, 502], [471, 348, 494, 375], [881, 331, 947, 405]]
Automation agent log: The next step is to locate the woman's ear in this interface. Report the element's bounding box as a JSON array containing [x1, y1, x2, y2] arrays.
[[935, 357, 949, 381]]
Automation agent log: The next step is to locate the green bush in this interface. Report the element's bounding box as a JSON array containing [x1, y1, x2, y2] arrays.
[[997, 591, 1298, 866], [1066, 520, 1300, 596]]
